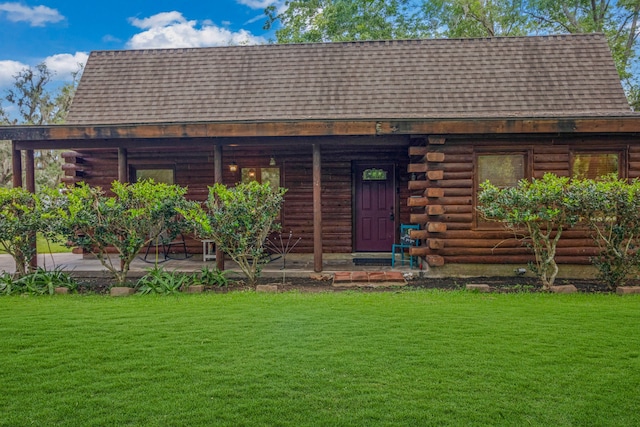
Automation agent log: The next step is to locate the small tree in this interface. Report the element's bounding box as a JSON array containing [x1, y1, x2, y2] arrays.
[[50, 180, 193, 286], [478, 173, 580, 290], [0, 187, 47, 277], [182, 181, 286, 285], [572, 175, 640, 289]]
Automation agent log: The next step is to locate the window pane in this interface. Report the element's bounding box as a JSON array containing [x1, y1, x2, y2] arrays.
[[572, 153, 618, 180], [478, 155, 524, 188], [261, 168, 280, 189], [136, 169, 174, 184], [241, 168, 258, 183]]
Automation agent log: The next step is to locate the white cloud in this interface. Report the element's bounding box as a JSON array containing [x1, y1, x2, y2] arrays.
[[0, 59, 27, 86], [0, 52, 87, 91], [44, 52, 88, 78], [236, 0, 276, 9], [126, 11, 266, 49], [129, 11, 184, 30], [102, 34, 122, 44], [0, 2, 64, 27]]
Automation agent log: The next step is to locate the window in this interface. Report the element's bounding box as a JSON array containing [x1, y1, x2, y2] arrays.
[[572, 153, 619, 180], [477, 154, 525, 188], [241, 167, 280, 189], [132, 167, 175, 184], [476, 153, 526, 228]]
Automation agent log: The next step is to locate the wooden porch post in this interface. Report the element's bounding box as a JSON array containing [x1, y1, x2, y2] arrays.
[[24, 149, 37, 269], [313, 144, 323, 272], [213, 144, 225, 270], [117, 148, 128, 182], [11, 141, 22, 188]]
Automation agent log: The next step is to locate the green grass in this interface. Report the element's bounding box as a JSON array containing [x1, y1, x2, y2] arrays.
[[0, 291, 638, 426], [0, 234, 71, 254]]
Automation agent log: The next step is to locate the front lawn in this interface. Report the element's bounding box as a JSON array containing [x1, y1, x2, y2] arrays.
[[0, 291, 638, 426], [0, 234, 71, 254]]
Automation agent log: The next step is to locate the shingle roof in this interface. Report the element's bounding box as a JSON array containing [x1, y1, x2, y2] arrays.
[[67, 34, 631, 125]]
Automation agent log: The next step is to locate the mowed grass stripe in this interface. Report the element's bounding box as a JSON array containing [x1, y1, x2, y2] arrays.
[[0, 291, 638, 426]]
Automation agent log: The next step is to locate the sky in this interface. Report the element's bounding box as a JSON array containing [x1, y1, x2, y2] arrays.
[[0, 0, 284, 91]]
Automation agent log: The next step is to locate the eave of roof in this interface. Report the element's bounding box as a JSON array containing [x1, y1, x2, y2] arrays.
[[3, 115, 640, 149]]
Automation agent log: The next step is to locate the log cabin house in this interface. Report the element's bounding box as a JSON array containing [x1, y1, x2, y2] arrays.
[[2, 33, 640, 273]]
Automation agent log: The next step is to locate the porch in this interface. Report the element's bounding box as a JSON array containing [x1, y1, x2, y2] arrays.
[[0, 252, 421, 279]]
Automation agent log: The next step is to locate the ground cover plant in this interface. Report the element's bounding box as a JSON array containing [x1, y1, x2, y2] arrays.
[[0, 291, 638, 426]]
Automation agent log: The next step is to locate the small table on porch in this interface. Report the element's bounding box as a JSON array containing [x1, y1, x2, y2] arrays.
[[202, 240, 216, 261]]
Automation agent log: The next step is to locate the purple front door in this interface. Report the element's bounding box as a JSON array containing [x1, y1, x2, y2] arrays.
[[354, 163, 395, 252]]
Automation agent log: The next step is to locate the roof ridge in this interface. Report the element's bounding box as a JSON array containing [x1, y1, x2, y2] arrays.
[[88, 33, 607, 56]]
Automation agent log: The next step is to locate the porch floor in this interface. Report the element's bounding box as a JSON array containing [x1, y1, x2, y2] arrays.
[[0, 252, 419, 279]]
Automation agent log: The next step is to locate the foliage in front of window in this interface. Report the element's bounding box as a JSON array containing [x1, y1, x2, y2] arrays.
[[572, 175, 640, 289], [478, 174, 580, 290], [181, 181, 286, 285], [47, 180, 194, 286], [572, 153, 619, 180], [362, 168, 387, 181]]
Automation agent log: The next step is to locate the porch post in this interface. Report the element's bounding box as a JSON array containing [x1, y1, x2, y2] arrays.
[[24, 149, 37, 269], [117, 148, 128, 182], [213, 144, 225, 270], [313, 144, 323, 272], [11, 141, 22, 188]]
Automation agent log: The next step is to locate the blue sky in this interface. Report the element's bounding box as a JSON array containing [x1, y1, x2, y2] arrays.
[[0, 0, 283, 89]]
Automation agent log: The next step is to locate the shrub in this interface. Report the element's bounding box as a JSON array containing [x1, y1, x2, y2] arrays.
[[572, 175, 640, 289], [0, 187, 48, 277], [478, 174, 580, 290], [49, 180, 195, 286], [181, 181, 286, 285]]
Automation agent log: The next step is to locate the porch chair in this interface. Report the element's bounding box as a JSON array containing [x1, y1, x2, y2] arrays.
[[143, 229, 190, 262], [391, 224, 420, 268]]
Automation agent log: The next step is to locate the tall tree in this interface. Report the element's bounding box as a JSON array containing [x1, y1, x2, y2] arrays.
[[267, 0, 640, 108], [265, 0, 424, 43], [527, 0, 640, 108], [0, 62, 81, 189], [421, 0, 531, 37]]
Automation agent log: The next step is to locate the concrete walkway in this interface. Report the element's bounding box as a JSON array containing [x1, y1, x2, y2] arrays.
[[0, 252, 416, 279]]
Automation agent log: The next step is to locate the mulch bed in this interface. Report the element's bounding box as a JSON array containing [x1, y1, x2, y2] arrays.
[[74, 275, 622, 295]]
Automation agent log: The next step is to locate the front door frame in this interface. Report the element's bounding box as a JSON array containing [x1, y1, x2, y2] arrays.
[[352, 161, 397, 252]]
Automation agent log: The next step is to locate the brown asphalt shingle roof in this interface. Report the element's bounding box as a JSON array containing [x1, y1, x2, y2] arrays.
[[67, 33, 631, 125]]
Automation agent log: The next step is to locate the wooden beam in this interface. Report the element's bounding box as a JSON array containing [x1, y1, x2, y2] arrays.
[[426, 152, 445, 162], [1, 120, 380, 142], [427, 170, 444, 180], [25, 150, 35, 193], [377, 117, 640, 135], [408, 163, 428, 173], [425, 188, 445, 198], [428, 136, 446, 145], [117, 148, 128, 182], [5, 116, 640, 146], [313, 144, 323, 272], [427, 222, 447, 233], [24, 149, 37, 269], [11, 141, 22, 188], [214, 144, 224, 271]]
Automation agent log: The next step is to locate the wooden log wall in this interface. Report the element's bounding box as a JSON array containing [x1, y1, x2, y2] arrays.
[[408, 135, 640, 267], [62, 138, 411, 254]]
